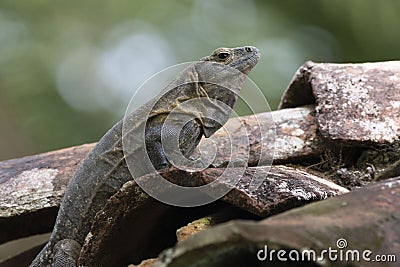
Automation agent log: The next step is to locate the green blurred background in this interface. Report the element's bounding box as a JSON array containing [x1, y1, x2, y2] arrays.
[[0, 0, 399, 160]]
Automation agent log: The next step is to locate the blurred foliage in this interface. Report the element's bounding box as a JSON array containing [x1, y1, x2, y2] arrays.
[[0, 0, 399, 160]]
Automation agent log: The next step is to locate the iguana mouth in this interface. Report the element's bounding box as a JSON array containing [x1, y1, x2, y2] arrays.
[[230, 47, 260, 74]]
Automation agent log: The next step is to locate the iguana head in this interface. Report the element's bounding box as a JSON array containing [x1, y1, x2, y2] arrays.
[[202, 46, 260, 74]]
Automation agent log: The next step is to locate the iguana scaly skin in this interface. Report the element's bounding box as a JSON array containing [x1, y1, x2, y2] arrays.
[[30, 46, 260, 266]]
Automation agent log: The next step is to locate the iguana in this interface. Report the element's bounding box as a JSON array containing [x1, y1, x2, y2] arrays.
[[30, 46, 260, 266]]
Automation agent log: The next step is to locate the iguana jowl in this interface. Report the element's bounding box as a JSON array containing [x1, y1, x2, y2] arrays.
[[30, 46, 260, 266]]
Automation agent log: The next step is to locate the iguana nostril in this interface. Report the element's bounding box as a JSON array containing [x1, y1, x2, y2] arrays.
[[245, 46, 252, 52]]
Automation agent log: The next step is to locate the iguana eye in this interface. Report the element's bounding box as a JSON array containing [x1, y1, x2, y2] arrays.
[[217, 52, 230, 60]]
